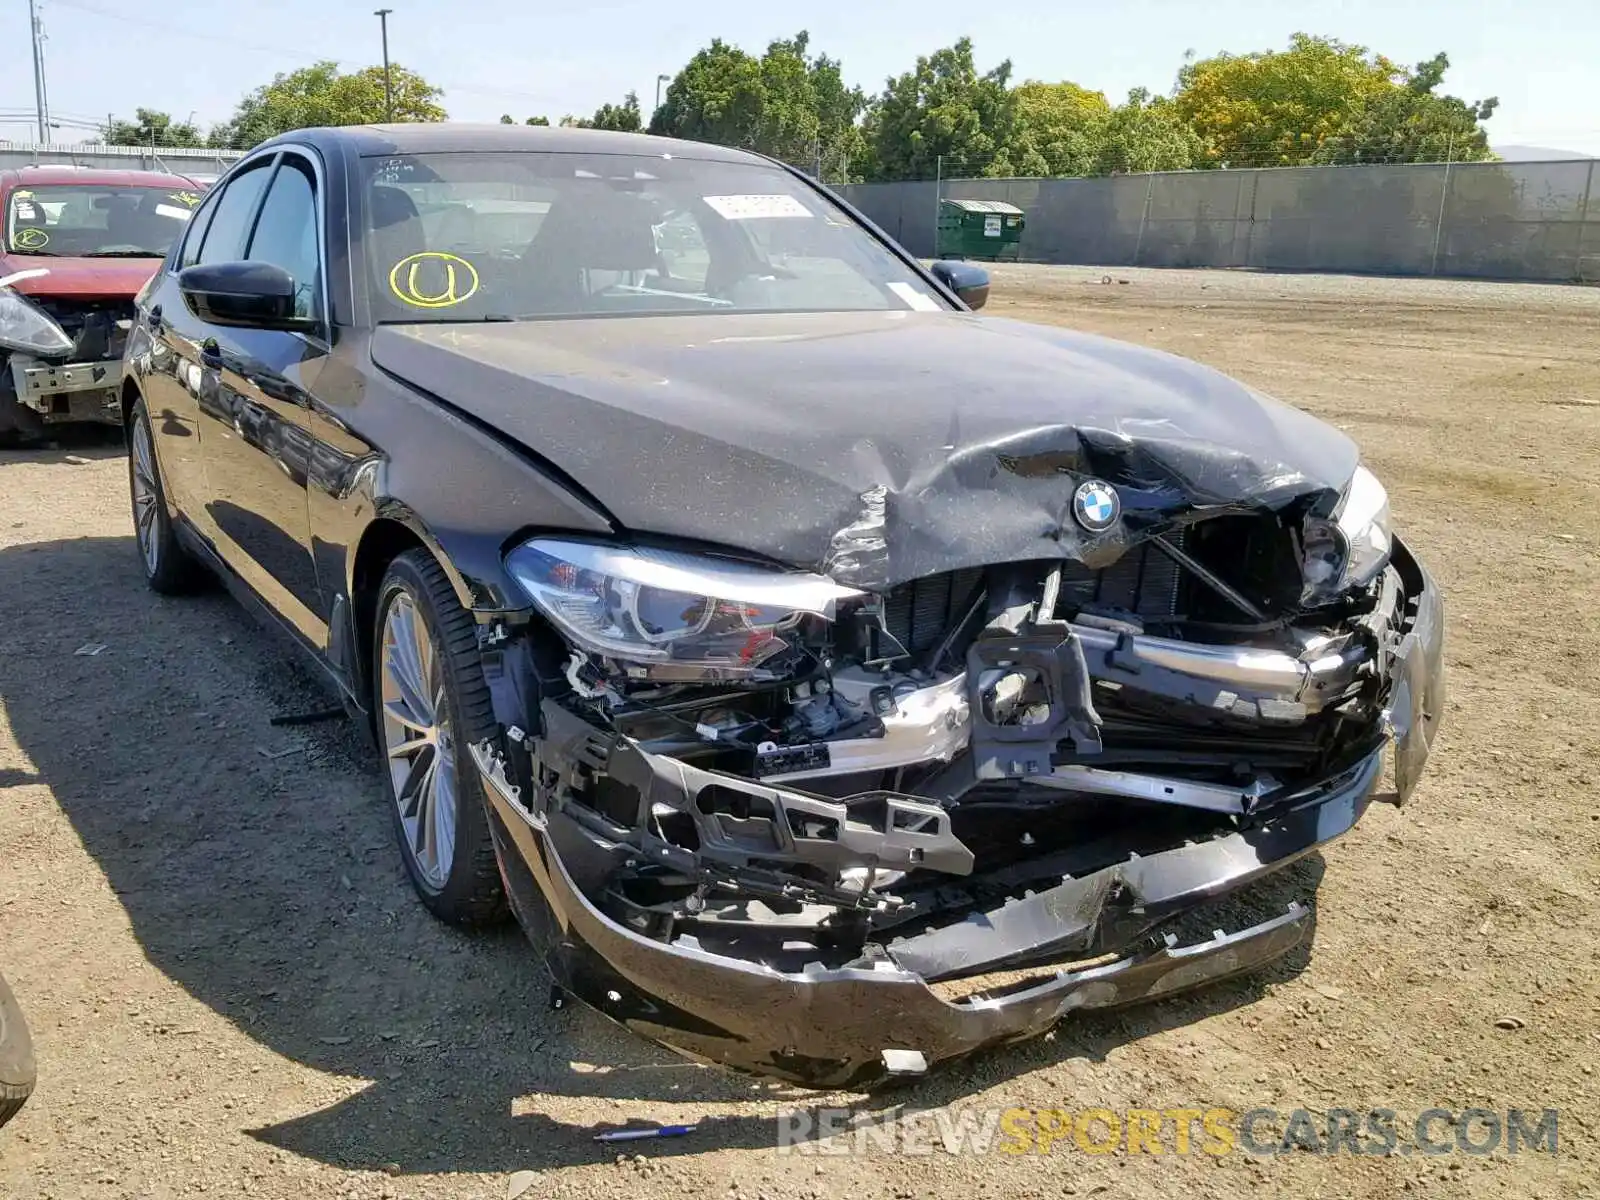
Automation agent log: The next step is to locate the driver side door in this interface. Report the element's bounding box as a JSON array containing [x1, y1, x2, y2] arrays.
[[189, 151, 331, 650]]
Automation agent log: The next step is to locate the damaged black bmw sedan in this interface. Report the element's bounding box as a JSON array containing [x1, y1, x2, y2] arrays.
[[122, 124, 1444, 1089]]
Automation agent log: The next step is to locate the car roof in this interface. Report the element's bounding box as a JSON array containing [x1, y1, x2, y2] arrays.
[[262, 122, 773, 167], [2, 165, 201, 189]]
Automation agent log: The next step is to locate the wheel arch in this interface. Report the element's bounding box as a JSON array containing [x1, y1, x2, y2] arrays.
[[346, 510, 482, 714]]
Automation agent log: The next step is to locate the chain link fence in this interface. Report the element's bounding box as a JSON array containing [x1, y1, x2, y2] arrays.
[[835, 158, 1600, 283]]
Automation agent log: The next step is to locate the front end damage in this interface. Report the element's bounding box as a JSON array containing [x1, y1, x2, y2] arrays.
[[467, 501, 1445, 1088], [0, 293, 132, 432]]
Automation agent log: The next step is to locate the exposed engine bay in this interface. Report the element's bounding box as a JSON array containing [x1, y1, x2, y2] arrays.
[[471, 495, 1442, 1019], [1, 296, 132, 430]]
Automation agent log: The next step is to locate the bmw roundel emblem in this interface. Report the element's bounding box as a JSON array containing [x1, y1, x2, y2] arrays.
[[1072, 479, 1121, 532]]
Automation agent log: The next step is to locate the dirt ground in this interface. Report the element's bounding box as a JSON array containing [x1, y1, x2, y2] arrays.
[[2, 266, 1597, 1200]]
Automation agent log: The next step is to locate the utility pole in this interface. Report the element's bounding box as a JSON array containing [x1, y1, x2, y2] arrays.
[[655, 73, 670, 114], [28, 0, 49, 143], [375, 8, 395, 122]]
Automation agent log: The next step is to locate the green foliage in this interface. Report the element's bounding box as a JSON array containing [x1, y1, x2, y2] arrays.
[[105, 108, 204, 148], [570, 91, 642, 132], [200, 34, 1501, 180], [1093, 89, 1205, 174], [861, 37, 1021, 180], [1309, 53, 1499, 164], [209, 61, 446, 150], [650, 32, 867, 175], [1007, 82, 1111, 177], [1175, 34, 1400, 166]]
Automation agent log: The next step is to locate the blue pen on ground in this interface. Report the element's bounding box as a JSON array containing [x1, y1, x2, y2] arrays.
[[594, 1125, 698, 1143]]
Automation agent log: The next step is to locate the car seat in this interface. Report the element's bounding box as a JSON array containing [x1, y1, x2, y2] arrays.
[[518, 188, 660, 313]]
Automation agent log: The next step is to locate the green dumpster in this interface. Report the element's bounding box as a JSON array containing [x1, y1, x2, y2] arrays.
[[936, 198, 1025, 261]]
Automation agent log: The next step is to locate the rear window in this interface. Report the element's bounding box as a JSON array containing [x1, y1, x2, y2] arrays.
[[4, 183, 202, 258]]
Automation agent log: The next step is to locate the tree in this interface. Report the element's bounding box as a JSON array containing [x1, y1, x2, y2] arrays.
[[590, 91, 643, 132], [1309, 53, 1498, 164], [649, 33, 866, 174], [1093, 89, 1204, 174], [210, 61, 446, 149], [557, 91, 642, 131], [525, 116, 550, 126], [1175, 33, 1400, 167], [861, 38, 1021, 181], [105, 108, 203, 148], [1008, 81, 1110, 177]]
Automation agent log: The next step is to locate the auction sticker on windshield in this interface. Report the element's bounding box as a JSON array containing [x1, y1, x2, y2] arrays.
[[704, 194, 813, 220], [887, 282, 940, 312], [154, 204, 194, 222]]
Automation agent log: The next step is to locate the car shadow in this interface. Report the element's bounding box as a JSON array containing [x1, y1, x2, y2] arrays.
[[0, 534, 1323, 1177]]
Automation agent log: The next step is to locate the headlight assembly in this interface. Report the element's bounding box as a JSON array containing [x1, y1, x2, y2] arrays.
[[506, 539, 863, 680], [1301, 464, 1393, 604], [0, 286, 72, 356]]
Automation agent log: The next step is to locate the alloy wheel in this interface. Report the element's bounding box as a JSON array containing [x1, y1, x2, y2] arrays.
[[130, 414, 161, 576], [379, 592, 458, 889]]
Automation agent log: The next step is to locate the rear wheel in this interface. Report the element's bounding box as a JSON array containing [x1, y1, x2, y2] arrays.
[[373, 549, 508, 927], [128, 397, 205, 594], [0, 972, 35, 1131]]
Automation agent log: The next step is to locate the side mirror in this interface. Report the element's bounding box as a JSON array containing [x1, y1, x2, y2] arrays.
[[930, 260, 990, 310], [178, 261, 314, 332]]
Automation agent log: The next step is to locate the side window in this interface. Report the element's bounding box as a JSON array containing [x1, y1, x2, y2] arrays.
[[246, 157, 320, 320], [178, 192, 220, 269], [197, 159, 274, 266]]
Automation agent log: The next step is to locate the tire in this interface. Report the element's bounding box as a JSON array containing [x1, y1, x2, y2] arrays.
[[0, 973, 36, 1131], [0, 375, 46, 448], [127, 396, 205, 595], [372, 549, 508, 927]]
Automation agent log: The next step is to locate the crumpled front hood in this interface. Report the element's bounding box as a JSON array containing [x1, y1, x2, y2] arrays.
[[371, 310, 1359, 590]]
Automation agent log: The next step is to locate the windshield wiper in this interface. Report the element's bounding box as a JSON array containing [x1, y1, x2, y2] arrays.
[[81, 249, 164, 258]]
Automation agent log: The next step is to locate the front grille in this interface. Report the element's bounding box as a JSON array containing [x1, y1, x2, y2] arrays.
[[882, 536, 1190, 655], [1058, 532, 1186, 620]]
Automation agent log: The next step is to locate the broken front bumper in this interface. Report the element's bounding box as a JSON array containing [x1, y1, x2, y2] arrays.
[[7, 353, 124, 425], [473, 544, 1445, 1088]]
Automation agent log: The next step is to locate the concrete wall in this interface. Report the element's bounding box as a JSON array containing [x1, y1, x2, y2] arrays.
[[838, 158, 1600, 283]]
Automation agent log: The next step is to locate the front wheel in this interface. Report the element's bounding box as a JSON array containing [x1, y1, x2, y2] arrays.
[[372, 550, 508, 927], [0, 972, 35, 1131]]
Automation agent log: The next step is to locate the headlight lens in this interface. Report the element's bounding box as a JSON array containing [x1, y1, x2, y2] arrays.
[[1301, 464, 1392, 604], [506, 539, 862, 679], [0, 287, 72, 355]]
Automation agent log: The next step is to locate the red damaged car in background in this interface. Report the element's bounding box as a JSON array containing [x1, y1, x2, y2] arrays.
[[1, 166, 204, 444]]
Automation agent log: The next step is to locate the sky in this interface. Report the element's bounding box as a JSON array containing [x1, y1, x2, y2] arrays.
[[2, 0, 1597, 157]]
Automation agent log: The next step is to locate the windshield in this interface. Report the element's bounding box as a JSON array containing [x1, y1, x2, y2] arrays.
[[4, 184, 200, 258], [361, 151, 950, 322]]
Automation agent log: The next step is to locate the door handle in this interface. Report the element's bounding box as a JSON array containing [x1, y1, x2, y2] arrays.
[[146, 304, 163, 331]]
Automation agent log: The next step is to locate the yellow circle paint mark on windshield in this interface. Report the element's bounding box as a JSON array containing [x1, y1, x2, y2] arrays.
[[15, 228, 49, 249], [168, 191, 203, 207], [388, 252, 480, 309]]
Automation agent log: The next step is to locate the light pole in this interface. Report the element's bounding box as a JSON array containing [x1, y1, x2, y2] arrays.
[[655, 73, 670, 114], [375, 8, 395, 122], [28, 0, 49, 143]]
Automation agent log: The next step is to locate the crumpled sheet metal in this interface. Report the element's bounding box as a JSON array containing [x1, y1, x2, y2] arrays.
[[822, 420, 1343, 590], [374, 312, 1360, 595]]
